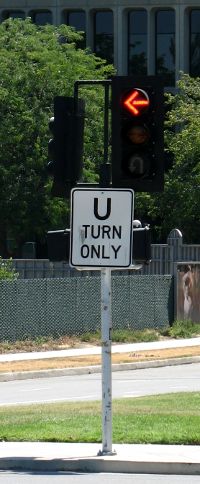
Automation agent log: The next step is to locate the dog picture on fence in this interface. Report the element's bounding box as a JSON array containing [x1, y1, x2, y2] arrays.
[[177, 263, 200, 322]]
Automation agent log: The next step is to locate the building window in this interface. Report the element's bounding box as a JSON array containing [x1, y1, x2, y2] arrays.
[[63, 10, 86, 48], [128, 10, 147, 75], [30, 11, 52, 26], [94, 10, 113, 64], [156, 10, 175, 85], [190, 10, 200, 77], [2, 10, 25, 20]]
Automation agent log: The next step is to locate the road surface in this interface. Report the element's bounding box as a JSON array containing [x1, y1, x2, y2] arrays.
[[0, 363, 200, 406], [0, 471, 200, 483]]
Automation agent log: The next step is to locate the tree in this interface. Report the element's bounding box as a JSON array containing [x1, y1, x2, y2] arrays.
[[135, 73, 200, 243], [0, 18, 114, 256]]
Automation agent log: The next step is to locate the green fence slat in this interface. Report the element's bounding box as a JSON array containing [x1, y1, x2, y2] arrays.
[[0, 275, 173, 342]]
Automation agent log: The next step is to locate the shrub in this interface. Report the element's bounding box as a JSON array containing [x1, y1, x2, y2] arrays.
[[169, 319, 200, 339], [0, 257, 19, 280]]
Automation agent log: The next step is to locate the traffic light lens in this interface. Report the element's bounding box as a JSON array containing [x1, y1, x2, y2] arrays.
[[127, 125, 150, 144], [124, 153, 150, 178], [122, 89, 150, 116], [129, 155, 143, 174]]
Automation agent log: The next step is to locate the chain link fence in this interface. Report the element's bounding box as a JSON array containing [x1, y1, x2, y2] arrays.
[[0, 274, 173, 342]]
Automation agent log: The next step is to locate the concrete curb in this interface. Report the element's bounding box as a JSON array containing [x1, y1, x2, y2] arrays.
[[0, 443, 200, 474], [0, 456, 200, 475], [1, 355, 200, 381]]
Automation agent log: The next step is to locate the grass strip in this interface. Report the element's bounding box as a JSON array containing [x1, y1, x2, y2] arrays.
[[1, 392, 200, 444], [1, 319, 200, 354]]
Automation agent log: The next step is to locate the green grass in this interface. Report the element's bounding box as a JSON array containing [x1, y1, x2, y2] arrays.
[[112, 328, 160, 343], [71, 322, 200, 345], [80, 328, 161, 344], [1, 392, 200, 444], [1, 319, 200, 353]]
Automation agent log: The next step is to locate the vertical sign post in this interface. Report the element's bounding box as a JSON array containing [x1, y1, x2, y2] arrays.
[[70, 188, 133, 455], [100, 267, 114, 454]]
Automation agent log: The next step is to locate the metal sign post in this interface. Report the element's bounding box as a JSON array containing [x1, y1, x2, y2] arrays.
[[70, 187, 134, 456], [98, 267, 116, 455]]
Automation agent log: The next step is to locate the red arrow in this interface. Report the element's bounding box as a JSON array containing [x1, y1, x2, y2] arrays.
[[123, 89, 149, 116]]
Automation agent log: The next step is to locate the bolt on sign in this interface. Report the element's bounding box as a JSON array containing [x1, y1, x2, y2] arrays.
[[70, 188, 134, 268]]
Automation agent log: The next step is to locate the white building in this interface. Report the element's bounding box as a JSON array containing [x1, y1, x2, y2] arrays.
[[0, 1, 200, 86]]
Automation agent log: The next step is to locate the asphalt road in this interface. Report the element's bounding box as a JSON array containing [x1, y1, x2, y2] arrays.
[[0, 472, 200, 484], [1, 363, 200, 406]]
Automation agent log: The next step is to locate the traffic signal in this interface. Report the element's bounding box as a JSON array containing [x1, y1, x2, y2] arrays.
[[132, 224, 151, 264], [111, 76, 164, 192], [47, 229, 70, 262], [48, 96, 85, 198]]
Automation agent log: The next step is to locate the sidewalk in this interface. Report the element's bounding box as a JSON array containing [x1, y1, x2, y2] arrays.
[[1, 336, 200, 362], [0, 442, 200, 475]]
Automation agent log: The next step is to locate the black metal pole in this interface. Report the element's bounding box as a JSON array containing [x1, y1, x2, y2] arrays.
[[74, 80, 112, 188]]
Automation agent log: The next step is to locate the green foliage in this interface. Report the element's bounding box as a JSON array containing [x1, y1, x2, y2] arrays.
[[79, 330, 101, 343], [0, 257, 18, 280], [136, 73, 200, 242], [167, 319, 200, 339], [112, 328, 160, 343], [79, 328, 160, 344], [0, 18, 114, 255]]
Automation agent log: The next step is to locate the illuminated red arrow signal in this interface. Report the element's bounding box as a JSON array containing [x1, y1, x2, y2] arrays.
[[123, 89, 150, 116]]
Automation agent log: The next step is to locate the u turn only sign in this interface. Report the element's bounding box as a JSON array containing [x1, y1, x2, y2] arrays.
[[70, 188, 134, 268]]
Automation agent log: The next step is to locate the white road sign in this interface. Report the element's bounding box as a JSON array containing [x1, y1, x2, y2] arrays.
[[70, 188, 134, 268]]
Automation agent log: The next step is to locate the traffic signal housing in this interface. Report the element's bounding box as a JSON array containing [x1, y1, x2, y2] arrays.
[[47, 229, 70, 262], [48, 96, 85, 198], [111, 76, 164, 192], [132, 224, 151, 265]]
